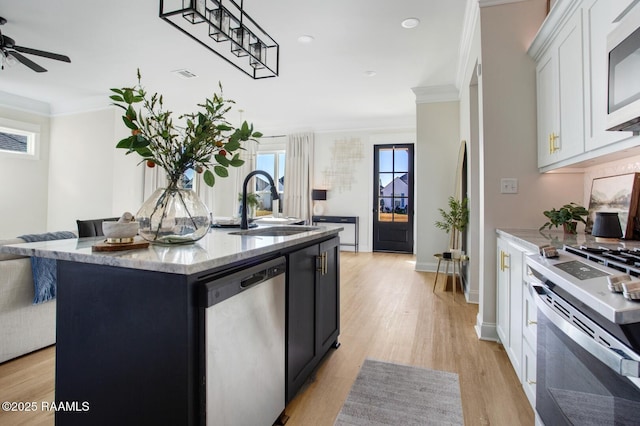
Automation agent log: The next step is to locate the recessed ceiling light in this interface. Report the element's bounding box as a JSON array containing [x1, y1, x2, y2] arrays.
[[364, 71, 377, 77], [401, 18, 420, 29], [298, 35, 315, 44]]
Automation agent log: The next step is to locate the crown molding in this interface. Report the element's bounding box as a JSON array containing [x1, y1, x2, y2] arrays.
[[0, 91, 50, 116], [412, 85, 460, 104]]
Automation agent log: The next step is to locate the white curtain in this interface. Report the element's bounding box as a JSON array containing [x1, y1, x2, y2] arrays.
[[142, 166, 165, 200], [284, 133, 314, 223], [232, 139, 258, 216]]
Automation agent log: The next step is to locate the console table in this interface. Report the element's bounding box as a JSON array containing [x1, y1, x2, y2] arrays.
[[312, 216, 359, 252]]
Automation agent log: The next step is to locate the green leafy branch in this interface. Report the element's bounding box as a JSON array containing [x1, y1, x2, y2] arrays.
[[110, 69, 262, 187]]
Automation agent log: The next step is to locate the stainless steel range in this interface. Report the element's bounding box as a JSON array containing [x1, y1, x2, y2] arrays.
[[526, 244, 640, 426]]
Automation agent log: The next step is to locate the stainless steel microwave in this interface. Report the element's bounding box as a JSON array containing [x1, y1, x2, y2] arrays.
[[607, 2, 640, 132]]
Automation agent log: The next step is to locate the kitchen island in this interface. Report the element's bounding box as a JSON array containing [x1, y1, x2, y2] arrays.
[[0, 225, 342, 426]]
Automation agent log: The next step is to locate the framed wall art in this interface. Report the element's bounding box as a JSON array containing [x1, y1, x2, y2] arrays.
[[586, 173, 640, 239]]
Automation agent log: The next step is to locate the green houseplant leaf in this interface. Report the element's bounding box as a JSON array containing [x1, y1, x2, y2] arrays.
[[110, 69, 262, 187], [539, 202, 588, 233]]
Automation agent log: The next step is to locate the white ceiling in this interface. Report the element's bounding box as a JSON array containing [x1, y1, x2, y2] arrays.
[[0, 0, 468, 134]]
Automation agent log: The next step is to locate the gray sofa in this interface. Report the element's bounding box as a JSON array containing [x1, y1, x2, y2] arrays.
[[0, 235, 70, 363]]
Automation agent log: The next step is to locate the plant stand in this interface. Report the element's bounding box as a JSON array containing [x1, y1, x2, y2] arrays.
[[433, 253, 462, 299]]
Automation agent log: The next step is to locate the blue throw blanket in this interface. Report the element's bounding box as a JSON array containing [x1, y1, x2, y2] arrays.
[[17, 231, 76, 304]]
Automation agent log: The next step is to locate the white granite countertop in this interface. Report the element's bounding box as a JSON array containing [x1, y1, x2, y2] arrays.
[[0, 225, 342, 275], [497, 228, 640, 252]]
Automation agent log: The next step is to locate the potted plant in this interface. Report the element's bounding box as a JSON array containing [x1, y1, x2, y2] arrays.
[[435, 197, 469, 253], [110, 70, 262, 244], [539, 202, 588, 234]]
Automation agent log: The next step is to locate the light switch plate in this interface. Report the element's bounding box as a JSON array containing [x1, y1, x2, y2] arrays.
[[501, 178, 518, 194]]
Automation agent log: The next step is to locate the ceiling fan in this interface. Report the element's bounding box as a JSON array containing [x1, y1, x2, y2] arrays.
[[0, 16, 71, 72]]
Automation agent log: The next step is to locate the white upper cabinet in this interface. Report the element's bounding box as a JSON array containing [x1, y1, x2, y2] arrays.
[[529, 0, 637, 171], [555, 9, 585, 162], [532, 2, 585, 169], [536, 52, 558, 167]]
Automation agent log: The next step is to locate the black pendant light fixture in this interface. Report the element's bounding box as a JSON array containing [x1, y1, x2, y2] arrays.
[[160, 0, 279, 79]]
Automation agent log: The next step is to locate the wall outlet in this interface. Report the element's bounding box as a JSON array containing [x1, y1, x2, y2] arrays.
[[501, 178, 518, 194]]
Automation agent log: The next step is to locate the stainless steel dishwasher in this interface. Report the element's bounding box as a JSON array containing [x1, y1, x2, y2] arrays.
[[202, 256, 286, 426]]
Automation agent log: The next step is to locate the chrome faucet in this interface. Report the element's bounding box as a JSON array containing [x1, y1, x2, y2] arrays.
[[241, 170, 280, 230]]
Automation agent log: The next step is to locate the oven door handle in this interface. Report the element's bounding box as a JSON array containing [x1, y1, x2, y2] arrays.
[[534, 286, 640, 378]]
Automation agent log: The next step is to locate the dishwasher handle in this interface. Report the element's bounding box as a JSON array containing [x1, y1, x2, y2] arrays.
[[241, 273, 267, 289], [200, 256, 286, 308]]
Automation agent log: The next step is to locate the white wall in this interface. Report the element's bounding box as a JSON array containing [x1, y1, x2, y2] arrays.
[[313, 128, 415, 252], [0, 104, 50, 238], [48, 109, 119, 231], [414, 102, 460, 270], [459, 0, 585, 340]]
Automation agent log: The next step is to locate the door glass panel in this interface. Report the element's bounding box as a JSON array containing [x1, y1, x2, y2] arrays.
[[394, 148, 409, 172], [378, 173, 393, 194], [393, 198, 409, 222], [379, 149, 393, 172], [378, 197, 394, 221]]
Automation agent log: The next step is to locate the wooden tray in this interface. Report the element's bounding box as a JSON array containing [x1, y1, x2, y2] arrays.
[[92, 238, 149, 252]]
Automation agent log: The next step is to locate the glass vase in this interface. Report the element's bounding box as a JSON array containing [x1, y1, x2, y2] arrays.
[[136, 177, 211, 244]]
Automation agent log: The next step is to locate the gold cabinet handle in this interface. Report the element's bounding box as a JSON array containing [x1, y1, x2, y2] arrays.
[[500, 251, 510, 271], [528, 320, 537, 325], [317, 252, 328, 275], [527, 380, 537, 385], [323, 252, 328, 275], [549, 133, 559, 153]]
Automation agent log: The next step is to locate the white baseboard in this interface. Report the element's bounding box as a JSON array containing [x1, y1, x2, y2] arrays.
[[466, 289, 479, 304], [475, 314, 498, 341], [414, 261, 438, 272]]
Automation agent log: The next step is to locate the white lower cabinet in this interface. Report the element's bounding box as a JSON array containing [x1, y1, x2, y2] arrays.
[[522, 277, 538, 407], [496, 234, 537, 408], [522, 339, 537, 407]]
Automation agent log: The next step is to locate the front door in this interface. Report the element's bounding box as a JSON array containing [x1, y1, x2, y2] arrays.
[[373, 144, 414, 253]]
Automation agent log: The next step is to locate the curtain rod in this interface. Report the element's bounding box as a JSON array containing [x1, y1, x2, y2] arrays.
[[260, 134, 287, 139]]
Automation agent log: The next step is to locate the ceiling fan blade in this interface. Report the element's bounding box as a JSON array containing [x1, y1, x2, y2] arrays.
[[13, 45, 70, 63], [9, 51, 47, 72]]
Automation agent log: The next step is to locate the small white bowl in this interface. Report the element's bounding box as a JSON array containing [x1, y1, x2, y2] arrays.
[[102, 221, 139, 240]]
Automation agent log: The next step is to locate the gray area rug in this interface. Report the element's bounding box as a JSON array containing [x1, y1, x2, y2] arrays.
[[334, 359, 464, 425]]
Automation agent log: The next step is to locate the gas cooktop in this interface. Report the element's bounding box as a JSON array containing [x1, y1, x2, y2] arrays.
[[565, 245, 640, 276]]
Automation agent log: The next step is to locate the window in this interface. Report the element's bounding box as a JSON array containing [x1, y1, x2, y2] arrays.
[[0, 118, 40, 159], [255, 151, 285, 215]]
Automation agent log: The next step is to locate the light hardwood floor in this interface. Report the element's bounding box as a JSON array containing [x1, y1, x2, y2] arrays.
[[0, 251, 533, 426]]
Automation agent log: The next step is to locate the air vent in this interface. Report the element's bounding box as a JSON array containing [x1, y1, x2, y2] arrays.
[[172, 69, 198, 79], [573, 317, 595, 338]]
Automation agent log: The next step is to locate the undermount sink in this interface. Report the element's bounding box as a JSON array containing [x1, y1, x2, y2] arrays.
[[228, 226, 319, 237]]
